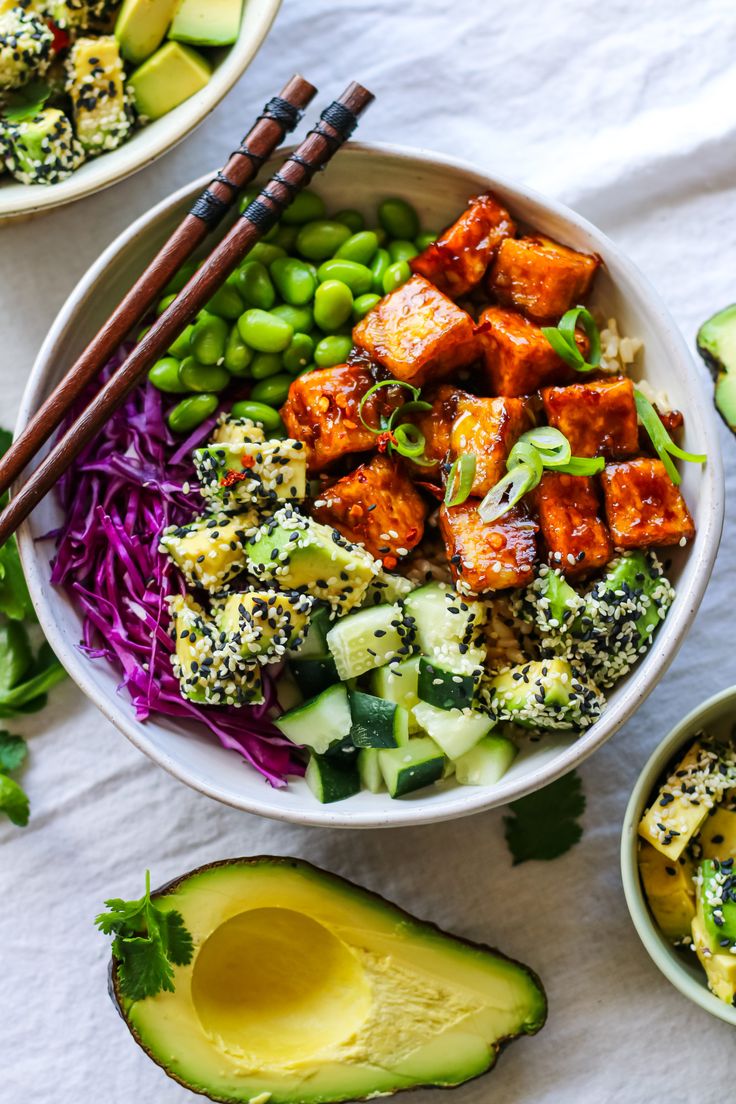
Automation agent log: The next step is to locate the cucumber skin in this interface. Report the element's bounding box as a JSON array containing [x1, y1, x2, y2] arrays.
[[417, 657, 477, 711], [305, 754, 360, 803], [288, 655, 338, 698], [349, 690, 407, 748]]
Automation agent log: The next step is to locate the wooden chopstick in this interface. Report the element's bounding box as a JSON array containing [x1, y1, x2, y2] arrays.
[[0, 81, 374, 547], [0, 75, 317, 500]]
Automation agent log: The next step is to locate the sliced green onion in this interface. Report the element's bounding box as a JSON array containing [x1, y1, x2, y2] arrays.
[[444, 454, 476, 506], [388, 399, 432, 430], [541, 306, 601, 372], [392, 423, 426, 458], [634, 389, 706, 485], [553, 456, 605, 476], [478, 464, 538, 523], [507, 439, 544, 481], [358, 379, 421, 432], [517, 426, 571, 468]]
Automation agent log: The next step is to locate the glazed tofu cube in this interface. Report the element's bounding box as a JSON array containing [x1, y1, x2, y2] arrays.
[[601, 458, 696, 548], [404, 384, 470, 475], [280, 364, 394, 473], [439, 501, 538, 594], [489, 235, 599, 322], [411, 193, 516, 298], [449, 395, 532, 496], [536, 472, 613, 575], [352, 274, 477, 386], [542, 377, 639, 459], [312, 454, 428, 565], [478, 306, 584, 396]]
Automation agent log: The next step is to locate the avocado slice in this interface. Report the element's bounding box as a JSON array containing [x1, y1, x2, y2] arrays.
[[115, 0, 179, 64], [637, 840, 695, 941], [66, 35, 131, 154], [129, 40, 211, 121], [696, 304, 736, 435], [700, 795, 736, 861], [110, 857, 546, 1102], [485, 657, 604, 731], [691, 913, 736, 1005], [168, 0, 243, 46]]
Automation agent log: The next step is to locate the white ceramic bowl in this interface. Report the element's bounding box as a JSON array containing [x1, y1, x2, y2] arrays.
[[16, 143, 725, 827], [0, 0, 281, 222], [621, 685, 736, 1026]]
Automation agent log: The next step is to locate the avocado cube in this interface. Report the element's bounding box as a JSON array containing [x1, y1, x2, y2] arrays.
[[218, 589, 314, 662], [115, 0, 178, 64], [52, 0, 119, 30], [194, 440, 307, 509], [170, 594, 263, 706], [66, 36, 131, 154], [168, 0, 243, 46], [486, 657, 603, 731], [246, 508, 380, 614], [696, 304, 736, 435], [700, 798, 736, 861], [637, 841, 695, 942], [0, 7, 52, 91], [210, 415, 265, 447], [691, 913, 736, 1005], [4, 108, 83, 186], [160, 511, 257, 590], [696, 859, 736, 949], [129, 40, 211, 121]]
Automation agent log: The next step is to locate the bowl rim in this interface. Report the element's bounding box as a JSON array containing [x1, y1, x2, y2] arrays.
[[0, 0, 282, 222], [15, 140, 726, 827], [620, 684, 736, 1026]]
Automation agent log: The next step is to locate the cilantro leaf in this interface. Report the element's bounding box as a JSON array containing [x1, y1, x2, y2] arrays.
[[0, 731, 27, 774], [503, 770, 585, 865], [0, 621, 32, 692], [0, 772, 29, 826], [2, 80, 51, 124], [95, 872, 194, 1001]]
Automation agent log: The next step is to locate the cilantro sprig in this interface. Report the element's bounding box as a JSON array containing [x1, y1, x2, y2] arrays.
[[95, 872, 194, 1001], [0, 730, 29, 826], [503, 770, 585, 864]]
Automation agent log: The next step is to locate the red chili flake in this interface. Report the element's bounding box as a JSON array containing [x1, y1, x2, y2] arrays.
[[382, 554, 398, 570], [240, 454, 256, 468], [47, 20, 70, 52], [220, 469, 251, 487], [415, 480, 444, 501], [376, 431, 398, 454]]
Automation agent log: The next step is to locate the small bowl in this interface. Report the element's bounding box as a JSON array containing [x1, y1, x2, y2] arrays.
[[17, 143, 725, 827], [0, 0, 281, 222], [621, 684, 736, 1026]]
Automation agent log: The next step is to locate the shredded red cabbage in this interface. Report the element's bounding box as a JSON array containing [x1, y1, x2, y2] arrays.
[[50, 349, 303, 787]]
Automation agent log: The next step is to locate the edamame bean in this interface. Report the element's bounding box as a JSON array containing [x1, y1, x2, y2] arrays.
[[370, 248, 390, 294], [296, 220, 352, 262], [334, 209, 364, 233], [281, 189, 326, 225], [190, 312, 228, 365], [383, 260, 412, 294], [270, 257, 317, 307], [283, 332, 315, 374], [230, 400, 285, 433], [314, 334, 353, 368], [179, 356, 230, 393], [271, 303, 314, 334], [206, 282, 244, 320], [237, 309, 293, 353], [137, 324, 151, 342], [313, 279, 353, 332], [389, 239, 418, 263], [353, 293, 381, 321], [163, 259, 198, 295], [246, 242, 286, 267], [268, 224, 299, 251], [237, 187, 260, 214], [156, 292, 176, 315], [148, 356, 189, 394], [167, 323, 193, 359], [316, 259, 373, 295], [250, 373, 292, 407], [224, 326, 253, 376], [235, 261, 276, 310], [415, 231, 437, 251], [334, 230, 378, 265], [250, 352, 283, 380], [168, 393, 219, 433], [378, 197, 420, 240]]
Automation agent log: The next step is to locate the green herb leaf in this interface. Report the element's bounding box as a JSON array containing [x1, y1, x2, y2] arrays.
[[554, 456, 606, 476], [0, 731, 28, 774], [0, 657, 66, 709], [541, 306, 601, 372], [0, 772, 30, 827], [503, 770, 585, 864], [0, 621, 32, 692], [2, 80, 51, 124], [95, 872, 194, 1001], [444, 453, 476, 506], [634, 389, 706, 486]]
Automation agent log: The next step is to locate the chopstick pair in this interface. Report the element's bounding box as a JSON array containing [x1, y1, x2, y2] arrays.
[[0, 79, 375, 546]]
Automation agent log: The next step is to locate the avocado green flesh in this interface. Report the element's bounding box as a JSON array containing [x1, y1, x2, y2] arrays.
[[696, 304, 736, 432], [115, 858, 545, 1103]]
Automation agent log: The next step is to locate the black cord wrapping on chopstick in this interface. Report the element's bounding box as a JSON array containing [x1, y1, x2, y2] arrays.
[[189, 190, 230, 227], [241, 198, 281, 233], [261, 95, 303, 131]]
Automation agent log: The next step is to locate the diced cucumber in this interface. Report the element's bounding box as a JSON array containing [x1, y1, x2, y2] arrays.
[[274, 683, 350, 754], [326, 603, 410, 680], [291, 605, 332, 658], [288, 655, 338, 698], [413, 700, 493, 760], [358, 748, 384, 793], [349, 690, 409, 748], [363, 571, 415, 606], [305, 754, 360, 803], [417, 656, 481, 711], [378, 737, 446, 798], [371, 655, 422, 732], [454, 735, 518, 786], [404, 582, 486, 657]]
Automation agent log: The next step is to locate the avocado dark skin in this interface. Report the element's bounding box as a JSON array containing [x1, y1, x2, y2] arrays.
[[696, 304, 736, 436], [108, 856, 548, 1104]]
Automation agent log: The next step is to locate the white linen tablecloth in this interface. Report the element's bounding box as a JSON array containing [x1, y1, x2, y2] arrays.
[[1, 2, 735, 1100]]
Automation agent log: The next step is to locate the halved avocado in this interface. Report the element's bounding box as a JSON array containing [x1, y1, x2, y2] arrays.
[[696, 304, 736, 435], [110, 857, 546, 1103]]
